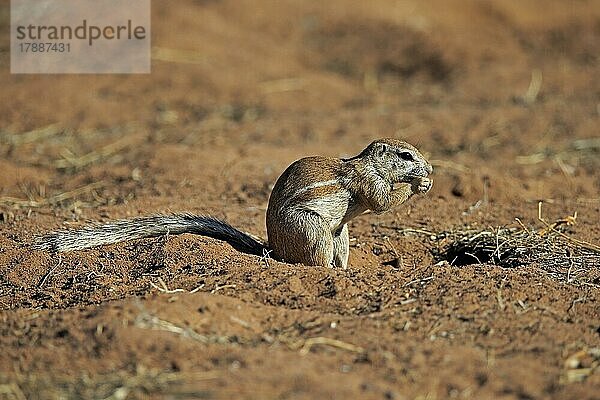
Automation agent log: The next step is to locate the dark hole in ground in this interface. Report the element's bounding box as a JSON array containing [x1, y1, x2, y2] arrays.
[[431, 229, 536, 268], [428, 226, 599, 284]]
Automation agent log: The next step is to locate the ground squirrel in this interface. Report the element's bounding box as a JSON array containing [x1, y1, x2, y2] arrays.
[[35, 138, 433, 268]]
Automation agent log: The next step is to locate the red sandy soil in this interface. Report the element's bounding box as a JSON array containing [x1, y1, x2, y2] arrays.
[[0, 1, 599, 398]]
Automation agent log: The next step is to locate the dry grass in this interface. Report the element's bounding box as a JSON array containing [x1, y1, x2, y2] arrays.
[[395, 203, 600, 285], [0, 181, 106, 209], [432, 225, 599, 284], [516, 137, 600, 167], [0, 368, 219, 400], [436, 222, 598, 286]]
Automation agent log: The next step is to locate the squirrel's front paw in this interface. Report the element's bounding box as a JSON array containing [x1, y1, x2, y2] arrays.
[[412, 177, 433, 194]]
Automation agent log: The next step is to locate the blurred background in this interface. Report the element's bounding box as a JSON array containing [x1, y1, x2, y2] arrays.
[[1, 2, 599, 399], [1, 0, 598, 127], [0, 0, 599, 221]]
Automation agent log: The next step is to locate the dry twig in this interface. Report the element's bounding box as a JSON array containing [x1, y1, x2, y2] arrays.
[[296, 337, 365, 356]]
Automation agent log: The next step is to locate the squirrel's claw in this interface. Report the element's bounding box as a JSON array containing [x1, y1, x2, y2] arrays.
[[412, 177, 433, 194]]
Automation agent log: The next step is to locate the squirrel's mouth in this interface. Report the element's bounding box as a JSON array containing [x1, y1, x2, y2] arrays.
[[402, 168, 431, 181]]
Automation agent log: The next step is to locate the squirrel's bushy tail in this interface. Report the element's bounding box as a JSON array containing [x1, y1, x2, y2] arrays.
[[34, 214, 267, 256]]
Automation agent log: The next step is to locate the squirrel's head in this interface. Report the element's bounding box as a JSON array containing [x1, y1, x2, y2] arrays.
[[362, 138, 433, 183]]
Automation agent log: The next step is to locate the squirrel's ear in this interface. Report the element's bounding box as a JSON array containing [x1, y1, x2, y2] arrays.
[[377, 143, 388, 157]]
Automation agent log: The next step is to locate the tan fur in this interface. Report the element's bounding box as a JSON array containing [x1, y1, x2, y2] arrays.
[[36, 138, 433, 269], [266, 138, 432, 268]]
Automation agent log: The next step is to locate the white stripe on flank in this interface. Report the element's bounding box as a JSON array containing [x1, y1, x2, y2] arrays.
[[282, 179, 340, 208]]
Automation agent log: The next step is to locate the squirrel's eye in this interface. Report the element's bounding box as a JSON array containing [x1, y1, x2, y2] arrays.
[[399, 152, 414, 161]]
